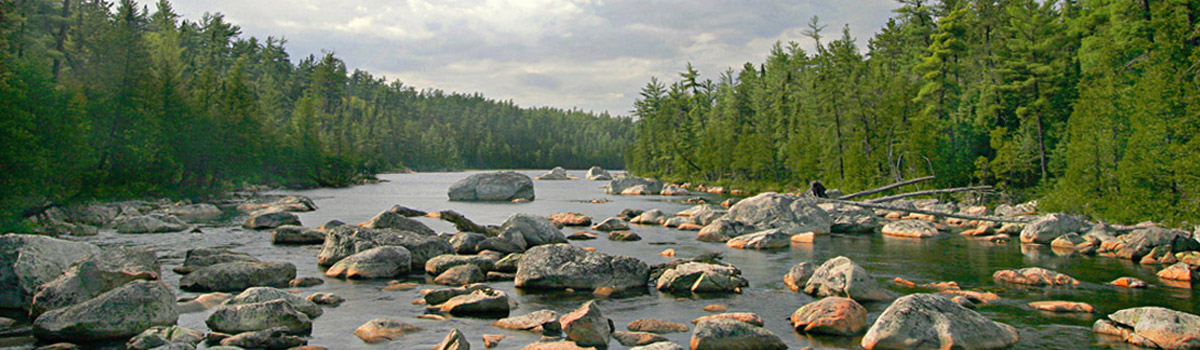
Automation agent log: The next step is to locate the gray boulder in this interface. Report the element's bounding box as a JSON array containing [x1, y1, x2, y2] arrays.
[[31, 246, 160, 316], [631, 209, 669, 225], [317, 226, 452, 271], [362, 210, 436, 235], [561, 300, 612, 348], [586, 166, 613, 181], [861, 294, 1019, 350], [219, 327, 307, 349], [592, 217, 630, 232], [433, 328, 470, 350], [725, 192, 832, 234], [235, 195, 317, 213], [242, 210, 300, 230], [179, 261, 296, 292], [325, 246, 411, 279], [173, 248, 258, 274], [206, 299, 312, 335], [607, 177, 664, 195], [515, 244, 648, 291], [804, 256, 896, 302], [162, 203, 222, 222], [125, 326, 203, 350], [535, 167, 577, 180], [222, 287, 322, 318], [435, 286, 516, 316], [1020, 213, 1086, 244], [450, 232, 487, 254], [689, 318, 787, 350], [33, 280, 178, 343], [1113, 227, 1200, 260], [271, 225, 325, 245], [500, 214, 567, 248], [656, 262, 748, 293], [0, 234, 100, 310], [426, 254, 497, 276], [448, 171, 535, 201], [725, 228, 791, 250], [114, 214, 189, 233], [1094, 307, 1200, 350]]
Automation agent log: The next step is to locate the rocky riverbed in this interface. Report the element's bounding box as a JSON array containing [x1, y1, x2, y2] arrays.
[[1, 170, 1198, 350]]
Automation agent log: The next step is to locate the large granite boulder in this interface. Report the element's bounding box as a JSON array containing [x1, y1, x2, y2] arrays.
[[114, 214, 189, 233], [448, 171, 535, 201], [725, 192, 832, 234], [607, 177, 664, 195], [515, 244, 648, 291], [325, 246, 411, 279], [1020, 213, 1086, 244], [33, 280, 178, 343], [790, 297, 867, 336], [179, 261, 296, 292], [656, 262, 748, 294], [861, 294, 1019, 350], [803, 256, 896, 302], [361, 210, 436, 235], [500, 214, 567, 248], [317, 226, 452, 272], [725, 229, 790, 250], [586, 166, 613, 181], [0, 234, 100, 310], [206, 299, 311, 335], [689, 318, 787, 350], [1094, 307, 1200, 350], [31, 246, 160, 317]]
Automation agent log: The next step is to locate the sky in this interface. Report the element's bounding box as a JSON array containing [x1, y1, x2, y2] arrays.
[[137, 0, 901, 116]]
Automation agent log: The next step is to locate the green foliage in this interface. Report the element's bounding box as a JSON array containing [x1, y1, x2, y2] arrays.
[[629, 0, 1200, 226]]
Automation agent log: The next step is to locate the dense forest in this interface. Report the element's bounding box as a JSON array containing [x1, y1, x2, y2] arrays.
[[0, 0, 632, 228], [627, 0, 1200, 226]]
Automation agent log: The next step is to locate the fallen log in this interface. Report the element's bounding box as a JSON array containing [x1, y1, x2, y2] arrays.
[[865, 186, 993, 204], [815, 198, 1030, 224], [837, 176, 936, 200]]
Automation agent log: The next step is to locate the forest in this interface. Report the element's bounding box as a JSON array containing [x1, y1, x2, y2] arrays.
[[627, 0, 1200, 226], [0, 0, 633, 228]]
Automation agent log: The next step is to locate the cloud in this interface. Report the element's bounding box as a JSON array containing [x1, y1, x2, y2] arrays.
[[138, 0, 900, 115]]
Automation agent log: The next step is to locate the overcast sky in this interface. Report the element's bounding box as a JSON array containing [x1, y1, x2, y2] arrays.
[[138, 0, 900, 116]]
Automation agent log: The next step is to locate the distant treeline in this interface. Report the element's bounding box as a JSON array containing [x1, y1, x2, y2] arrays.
[[627, 0, 1200, 225], [0, 0, 632, 227]]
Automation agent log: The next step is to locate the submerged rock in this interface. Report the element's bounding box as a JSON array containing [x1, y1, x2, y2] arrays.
[[125, 325, 203, 350], [173, 248, 259, 274], [219, 327, 307, 349], [448, 171, 535, 202], [861, 294, 1019, 350], [515, 244, 648, 291], [33, 280, 178, 343], [725, 228, 790, 250]]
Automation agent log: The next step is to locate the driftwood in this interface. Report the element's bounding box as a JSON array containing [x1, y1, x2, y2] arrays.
[[866, 186, 994, 204], [837, 176, 936, 200], [427, 210, 492, 234], [815, 198, 1030, 224]]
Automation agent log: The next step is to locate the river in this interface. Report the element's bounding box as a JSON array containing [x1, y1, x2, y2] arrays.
[[11, 170, 1197, 349]]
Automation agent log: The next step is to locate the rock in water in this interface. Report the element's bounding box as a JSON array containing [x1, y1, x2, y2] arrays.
[[433, 328, 470, 350], [535, 167, 577, 180], [725, 229, 790, 250], [173, 248, 259, 274], [1112, 227, 1200, 260], [448, 171, 535, 201], [881, 220, 940, 238], [500, 214, 567, 248], [627, 319, 689, 334], [125, 325, 204, 350], [436, 287, 515, 316], [0, 234, 100, 310], [361, 210, 436, 235], [861, 294, 1019, 350], [992, 267, 1080, 286], [560, 301, 612, 348], [724, 192, 832, 234], [354, 318, 420, 343], [789, 297, 867, 336], [607, 177, 664, 195], [222, 287, 323, 318], [515, 244, 648, 291], [426, 254, 498, 276], [586, 166, 612, 181], [592, 217, 630, 232], [219, 327, 307, 349], [242, 210, 301, 230], [492, 310, 560, 333], [689, 318, 787, 350], [1019, 213, 1085, 244], [1094, 307, 1200, 350], [784, 262, 816, 292], [655, 262, 748, 294], [317, 226, 453, 272], [31, 246, 160, 317], [114, 214, 189, 233], [179, 261, 296, 292], [271, 225, 325, 245], [33, 280, 178, 343], [206, 299, 312, 335], [325, 246, 411, 279], [803, 256, 896, 302]]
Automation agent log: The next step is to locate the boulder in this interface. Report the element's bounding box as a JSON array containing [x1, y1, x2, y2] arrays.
[[495, 253, 522, 273], [862, 294, 1019, 350], [630, 343, 684, 350], [803, 256, 896, 302], [317, 226, 452, 272], [305, 292, 344, 306], [125, 325, 203, 350], [162, 203, 223, 222], [630, 209, 669, 225], [179, 261, 296, 292], [242, 210, 300, 230], [1028, 301, 1094, 313], [697, 218, 750, 243], [567, 231, 598, 240], [222, 287, 323, 318], [477, 229, 527, 254], [33, 280, 178, 342], [1157, 262, 1194, 281], [354, 318, 419, 343], [660, 184, 688, 196], [607, 177, 665, 195], [433, 328, 470, 350], [448, 171, 535, 201], [515, 244, 648, 291], [725, 228, 790, 250], [325, 246, 411, 279], [114, 214, 189, 233], [493, 310, 561, 333], [206, 299, 312, 335], [790, 297, 868, 336], [1095, 307, 1200, 349], [689, 318, 786, 350], [691, 313, 764, 327], [784, 262, 816, 292], [549, 213, 593, 227], [724, 192, 832, 234], [561, 300, 612, 348], [1113, 227, 1200, 260], [450, 232, 487, 254], [434, 265, 486, 285], [608, 231, 641, 241], [423, 284, 491, 305], [173, 248, 259, 274], [175, 292, 231, 313], [535, 167, 577, 180], [881, 220, 939, 238], [501, 214, 567, 248], [592, 217, 630, 232], [586, 166, 612, 181], [31, 246, 160, 317], [1019, 213, 1086, 244], [361, 210, 436, 235], [219, 327, 307, 349], [426, 254, 497, 276], [236, 195, 317, 213], [1110, 277, 1149, 288], [821, 203, 884, 234], [617, 208, 645, 220], [436, 287, 515, 316], [0, 234, 100, 310], [271, 226, 325, 245], [656, 262, 748, 294], [992, 267, 1080, 286], [627, 319, 689, 334], [614, 331, 668, 346]]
